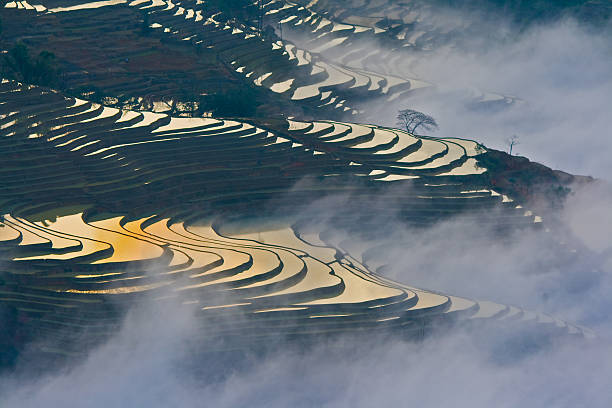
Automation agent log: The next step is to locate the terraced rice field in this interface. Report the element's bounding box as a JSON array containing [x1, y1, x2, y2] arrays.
[[1, 0, 312, 117], [3, 0, 511, 122], [260, 0, 515, 106], [123, 0, 437, 114], [0, 79, 591, 359]]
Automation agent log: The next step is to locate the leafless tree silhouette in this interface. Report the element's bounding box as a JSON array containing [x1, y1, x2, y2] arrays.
[[397, 109, 439, 135], [506, 134, 520, 155]]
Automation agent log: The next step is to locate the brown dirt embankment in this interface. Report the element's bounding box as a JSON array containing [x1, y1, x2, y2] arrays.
[[477, 149, 594, 209]]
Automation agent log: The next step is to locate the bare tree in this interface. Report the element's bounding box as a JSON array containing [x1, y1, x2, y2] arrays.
[[397, 109, 439, 135], [506, 134, 520, 155]]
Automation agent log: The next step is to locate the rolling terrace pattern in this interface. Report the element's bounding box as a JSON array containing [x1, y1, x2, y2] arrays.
[[3, 0, 440, 117], [126, 0, 435, 115], [1, 0, 243, 113], [0, 80, 590, 358], [2, 0, 512, 120], [260, 0, 515, 106]]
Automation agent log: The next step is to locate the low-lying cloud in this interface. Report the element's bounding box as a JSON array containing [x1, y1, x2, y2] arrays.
[[2, 168, 611, 408], [3, 297, 612, 407], [365, 20, 612, 180]]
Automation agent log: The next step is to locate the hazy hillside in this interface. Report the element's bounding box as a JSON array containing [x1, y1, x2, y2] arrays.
[[433, 0, 612, 27], [1, 1, 611, 407]]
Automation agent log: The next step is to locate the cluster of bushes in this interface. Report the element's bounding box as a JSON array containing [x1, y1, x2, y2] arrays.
[[67, 83, 263, 118], [198, 86, 261, 118], [1, 42, 61, 87], [207, 0, 260, 24]]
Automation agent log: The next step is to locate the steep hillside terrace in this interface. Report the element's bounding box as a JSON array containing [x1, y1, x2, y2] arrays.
[[126, 0, 438, 115], [2, 0, 514, 118], [0, 80, 591, 363], [0, 1, 345, 118], [260, 0, 516, 108]]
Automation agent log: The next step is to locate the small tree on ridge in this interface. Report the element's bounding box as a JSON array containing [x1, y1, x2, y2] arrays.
[[397, 109, 438, 135], [506, 134, 520, 155]]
